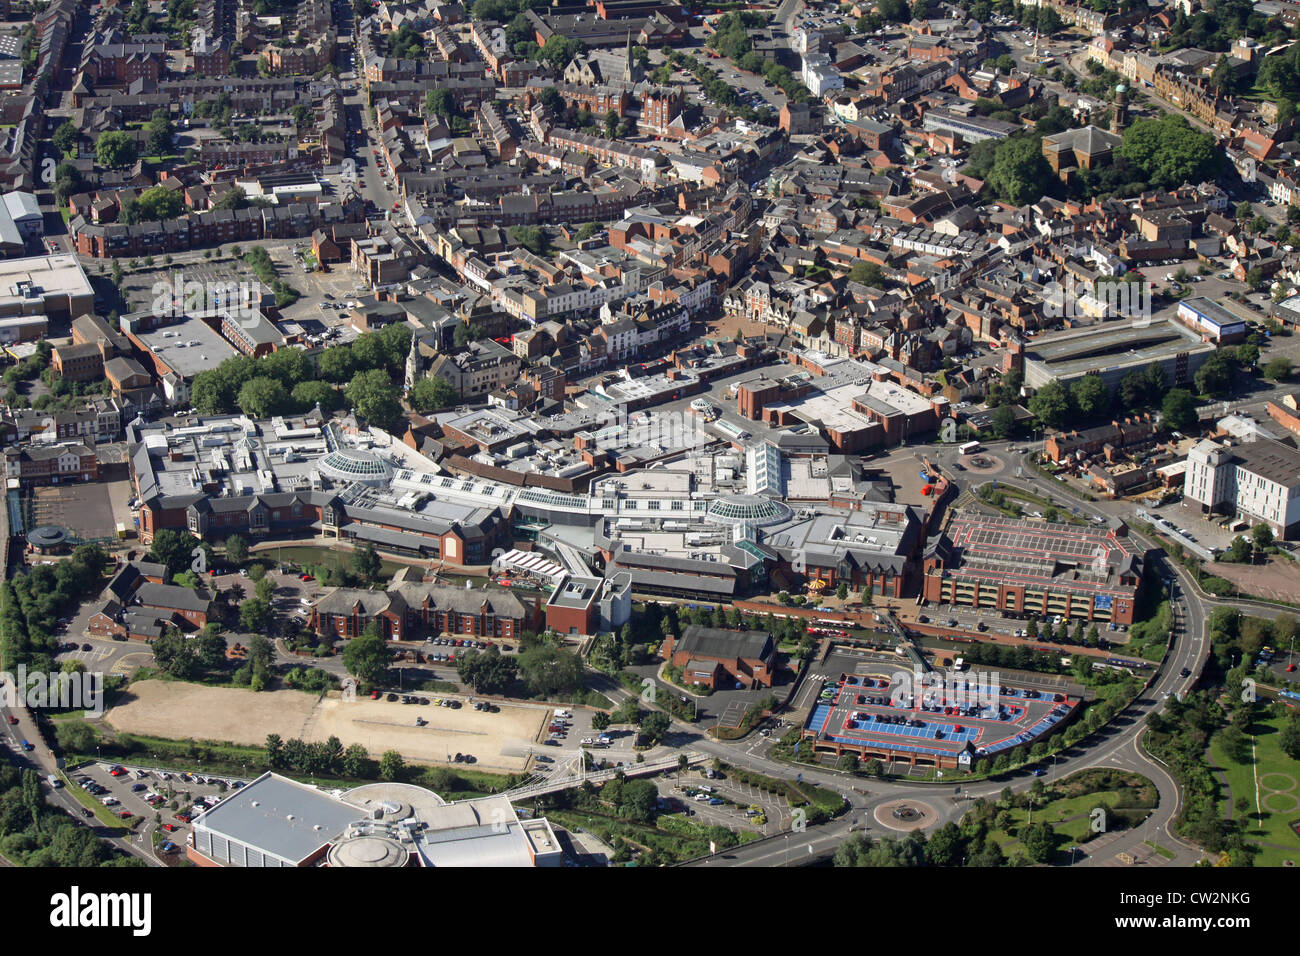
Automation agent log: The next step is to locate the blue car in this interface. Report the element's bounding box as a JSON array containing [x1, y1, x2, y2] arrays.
[[1030, 768, 1046, 777]]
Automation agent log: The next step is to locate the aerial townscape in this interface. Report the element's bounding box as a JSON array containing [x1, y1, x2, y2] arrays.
[[0, 0, 1297, 902]]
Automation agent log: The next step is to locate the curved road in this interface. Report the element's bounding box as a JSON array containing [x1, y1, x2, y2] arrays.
[[676, 443, 1214, 866]]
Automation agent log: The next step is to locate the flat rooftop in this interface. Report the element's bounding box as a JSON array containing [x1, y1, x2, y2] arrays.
[[1024, 318, 1214, 377], [939, 515, 1142, 597], [134, 315, 241, 379], [0, 254, 93, 308], [546, 574, 603, 609]]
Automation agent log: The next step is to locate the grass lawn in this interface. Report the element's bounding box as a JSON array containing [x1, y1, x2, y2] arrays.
[[985, 789, 1149, 854], [259, 545, 410, 581], [977, 769, 1156, 863], [1209, 712, 1300, 867], [979, 485, 1089, 523], [1144, 840, 1176, 860]]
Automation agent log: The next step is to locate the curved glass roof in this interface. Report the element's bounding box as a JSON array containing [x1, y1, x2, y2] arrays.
[[706, 495, 791, 527], [318, 449, 394, 486]]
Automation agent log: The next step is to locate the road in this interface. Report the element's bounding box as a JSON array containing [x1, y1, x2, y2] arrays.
[[0, 699, 160, 867], [677, 443, 1215, 866]]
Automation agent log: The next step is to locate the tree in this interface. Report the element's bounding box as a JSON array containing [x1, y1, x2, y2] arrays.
[[149, 528, 204, 576], [379, 750, 405, 781], [1251, 523, 1274, 550], [345, 369, 403, 431], [408, 376, 458, 412], [990, 404, 1017, 439], [144, 108, 175, 156], [517, 645, 585, 698], [1225, 535, 1253, 564], [1209, 54, 1237, 95], [342, 622, 390, 686], [455, 645, 519, 694], [318, 346, 356, 384], [350, 543, 382, 584], [1021, 821, 1057, 863], [1281, 716, 1300, 760], [1265, 357, 1293, 381], [96, 131, 138, 169], [225, 534, 248, 566], [1160, 388, 1197, 432], [1118, 369, 1148, 411], [150, 627, 198, 679], [1119, 114, 1221, 190], [508, 225, 549, 256], [426, 88, 457, 119], [848, 260, 887, 286], [239, 597, 272, 633], [1070, 375, 1109, 419], [985, 135, 1054, 205], [291, 380, 339, 412], [343, 743, 370, 777], [196, 626, 227, 669], [236, 376, 291, 418], [1028, 379, 1072, 428], [591, 711, 611, 731], [640, 711, 670, 745], [1194, 353, 1234, 397], [52, 121, 78, 156]]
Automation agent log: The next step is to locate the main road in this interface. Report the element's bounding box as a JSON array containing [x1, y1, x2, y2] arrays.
[[676, 442, 1212, 865]]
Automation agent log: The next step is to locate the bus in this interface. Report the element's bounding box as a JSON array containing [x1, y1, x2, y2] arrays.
[[958, 441, 981, 455]]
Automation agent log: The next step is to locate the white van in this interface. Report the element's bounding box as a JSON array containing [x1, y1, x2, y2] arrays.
[[553, 709, 572, 720]]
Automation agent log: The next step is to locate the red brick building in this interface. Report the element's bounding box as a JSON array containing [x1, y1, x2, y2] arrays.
[[310, 584, 541, 643], [660, 625, 777, 689], [3, 443, 97, 486]]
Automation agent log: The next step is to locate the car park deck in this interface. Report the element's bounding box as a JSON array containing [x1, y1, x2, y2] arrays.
[[802, 658, 1079, 768]]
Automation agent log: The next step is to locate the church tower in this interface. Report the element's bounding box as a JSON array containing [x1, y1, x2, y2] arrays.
[[623, 31, 642, 85]]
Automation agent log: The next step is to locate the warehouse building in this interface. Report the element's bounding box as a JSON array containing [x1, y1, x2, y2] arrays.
[[1175, 296, 1248, 344]]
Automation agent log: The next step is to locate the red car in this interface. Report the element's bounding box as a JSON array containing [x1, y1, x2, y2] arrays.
[[370, 690, 381, 699], [5, 716, 16, 725], [118, 811, 133, 820], [175, 813, 191, 823], [161, 824, 179, 832], [109, 768, 125, 776], [1289, 664, 1297, 673]]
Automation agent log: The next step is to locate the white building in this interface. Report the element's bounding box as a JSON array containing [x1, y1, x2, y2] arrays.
[[801, 54, 843, 98], [1183, 437, 1300, 539]]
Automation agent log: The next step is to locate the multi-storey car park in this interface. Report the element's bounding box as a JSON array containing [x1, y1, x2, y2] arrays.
[[921, 515, 1147, 626], [801, 656, 1081, 773]]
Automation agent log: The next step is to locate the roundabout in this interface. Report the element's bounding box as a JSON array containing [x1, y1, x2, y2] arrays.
[[874, 798, 938, 832]]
